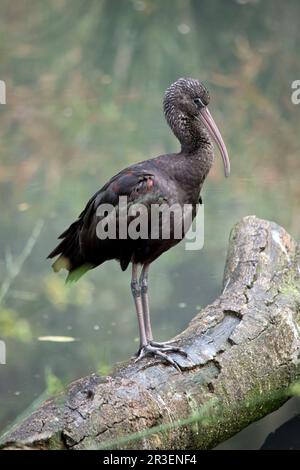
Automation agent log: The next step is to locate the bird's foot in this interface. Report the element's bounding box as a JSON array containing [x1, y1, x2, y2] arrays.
[[149, 341, 188, 359], [135, 344, 187, 371]]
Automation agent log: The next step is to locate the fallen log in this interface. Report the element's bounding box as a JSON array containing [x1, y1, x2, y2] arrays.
[[1, 216, 300, 450]]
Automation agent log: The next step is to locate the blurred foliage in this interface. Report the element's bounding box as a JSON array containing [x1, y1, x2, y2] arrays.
[[44, 275, 94, 310], [0, 0, 300, 446], [0, 307, 32, 342], [45, 367, 64, 395]]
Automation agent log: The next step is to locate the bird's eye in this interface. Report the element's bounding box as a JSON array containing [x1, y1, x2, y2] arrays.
[[193, 97, 205, 107]]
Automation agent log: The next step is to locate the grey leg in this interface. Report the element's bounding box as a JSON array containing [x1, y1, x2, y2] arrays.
[[139, 263, 153, 343], [131, 263, 147, 350], [140, 263, 184, 351], [134, 263, 188, 370]]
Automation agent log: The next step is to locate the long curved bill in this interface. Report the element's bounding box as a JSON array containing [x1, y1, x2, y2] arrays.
[[199, 107, 230, 177]]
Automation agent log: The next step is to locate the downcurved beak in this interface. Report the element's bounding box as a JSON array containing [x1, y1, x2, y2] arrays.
[[198, 107, 230, 177]]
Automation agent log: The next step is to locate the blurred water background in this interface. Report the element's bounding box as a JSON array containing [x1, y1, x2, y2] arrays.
[[0, 0, 300, 448]]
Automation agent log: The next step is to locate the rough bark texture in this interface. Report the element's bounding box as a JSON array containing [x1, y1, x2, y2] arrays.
[[1, 216, 300, 450]]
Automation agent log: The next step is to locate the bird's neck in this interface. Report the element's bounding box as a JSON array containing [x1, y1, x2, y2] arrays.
[[179, 122, 211, 154], [176, 144, 214, 187], [164, 109, 214, 194], [175, 119, 214, 184], [167, 109, 212, 156]]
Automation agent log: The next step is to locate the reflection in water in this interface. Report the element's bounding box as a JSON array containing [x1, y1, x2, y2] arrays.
[[0, 0, 300, 448], [37, 336, 79, 342]]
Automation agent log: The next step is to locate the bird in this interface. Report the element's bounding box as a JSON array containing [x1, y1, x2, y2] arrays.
[[48, 77, 230, 370]]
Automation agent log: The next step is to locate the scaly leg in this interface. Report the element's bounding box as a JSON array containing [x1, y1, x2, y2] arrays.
[[134, 263, 187, 369], [140, 264, 181, 349], [139, 263, 153, 343], [131, 263, 147, 350]]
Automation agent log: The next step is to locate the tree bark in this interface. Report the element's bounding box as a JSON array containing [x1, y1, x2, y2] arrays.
[[1, 216, 300, 450]]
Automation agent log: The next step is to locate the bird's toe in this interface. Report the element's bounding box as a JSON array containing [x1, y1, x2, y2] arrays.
[[134, 344, 183, 371], [149, 341, 188, 357]]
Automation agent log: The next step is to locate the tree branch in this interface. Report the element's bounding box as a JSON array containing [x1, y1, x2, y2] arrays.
[[1, 216, 300, 450]]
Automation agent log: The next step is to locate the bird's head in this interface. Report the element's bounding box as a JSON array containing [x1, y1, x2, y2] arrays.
[[164, 77, 230, 177]]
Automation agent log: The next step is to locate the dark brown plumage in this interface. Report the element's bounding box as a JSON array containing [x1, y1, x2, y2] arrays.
[[48, 77, 230, 369]]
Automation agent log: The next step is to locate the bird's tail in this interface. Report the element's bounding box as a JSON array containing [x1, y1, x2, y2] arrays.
[[47, 220, 91, 282]]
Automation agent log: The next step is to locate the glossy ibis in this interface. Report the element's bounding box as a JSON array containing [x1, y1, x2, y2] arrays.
[[48, 77, 230, 369]]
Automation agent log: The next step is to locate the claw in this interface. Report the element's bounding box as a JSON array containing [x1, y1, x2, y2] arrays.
[[134, 344, 186, 371]]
